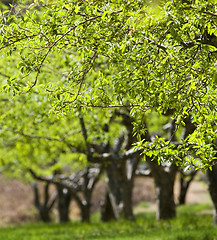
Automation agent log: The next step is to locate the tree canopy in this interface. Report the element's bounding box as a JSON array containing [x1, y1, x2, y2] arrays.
[[0, 0, 217, 171]]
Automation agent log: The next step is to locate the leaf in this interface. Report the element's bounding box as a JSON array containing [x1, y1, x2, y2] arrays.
[[74, 4, 79, 14]]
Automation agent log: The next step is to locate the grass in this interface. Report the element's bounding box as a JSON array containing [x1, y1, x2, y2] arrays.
[[137, 201, 150, 208], [0, 204, 217, 240]]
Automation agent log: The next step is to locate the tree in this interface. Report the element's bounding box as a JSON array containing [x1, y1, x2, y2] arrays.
[[0, 0, 217, 222], [0, 0, 216, 167], [178, 169, 197, 205], [31, 181, 57, 222], [30, 165, 102, 222], [85, 110, 141, 221], [0, 91, 139, 222]]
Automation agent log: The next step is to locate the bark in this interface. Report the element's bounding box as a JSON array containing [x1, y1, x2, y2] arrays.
[[104, 162, 122, 220], [121, 179, 134, 220], [80, 202, 91, 222], [178, 170, 197, 205], [31, 182, 57, 222], [104, 163, 134, 220], [101, 191, 116, 222], [113, 111, 140, 220], [120, 157, 139, 220], [145, 153, 177, 220], [207, 163, 217, 224], [179, 178, 188, 205], [103, 158, 139, 221], [154, 165, 177, 220], [56, 186, 71, 223], [78, 167, 95, 223], [177, 117, 197, 205]]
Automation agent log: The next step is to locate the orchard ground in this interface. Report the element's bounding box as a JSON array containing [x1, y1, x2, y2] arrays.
[[0, 172, 212, 226], [0, 203, 216, 240]]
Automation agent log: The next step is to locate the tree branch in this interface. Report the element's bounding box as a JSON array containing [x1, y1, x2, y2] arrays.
[[5, 128, 85, 153]]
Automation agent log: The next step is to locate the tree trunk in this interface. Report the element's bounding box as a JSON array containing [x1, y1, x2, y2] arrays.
[[155, 176, 176, 220], [178, 170, 197, 205], [105, 162, 122, 220], [31, 182, 56, 222], [179, 177, 188, 205], [102, 176, 134, 221], [151, 164, 177, 220], [118, 159, 135, 220], [57, 186, 71, 223], [121, 180, 134, 220], [104, 157, 138, 221], [80, 202, 91, 222], [101, 191, 116, 222], [39, 207, 51, 222], [207, 164, 217, 224]]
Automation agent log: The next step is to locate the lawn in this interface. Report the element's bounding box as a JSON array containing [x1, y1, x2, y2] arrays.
[[0, 204, 216, 240]]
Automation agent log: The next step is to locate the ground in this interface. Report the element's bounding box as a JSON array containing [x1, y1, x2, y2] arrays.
[[0, 173, 212, 226], [0, 175, 37, 226]]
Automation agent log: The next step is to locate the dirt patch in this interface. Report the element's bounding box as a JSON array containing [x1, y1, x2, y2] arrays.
[[0, 175, 38, 226], [133, 177, 156, 204]]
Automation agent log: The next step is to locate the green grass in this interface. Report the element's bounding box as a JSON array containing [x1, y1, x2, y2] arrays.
[[0, 204, 217, 240], [137, 201, 150, 208]]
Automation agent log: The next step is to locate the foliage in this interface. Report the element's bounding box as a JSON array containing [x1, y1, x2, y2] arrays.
[[0, 0, 217, 171], [0, 204, 216, 240], [0, 89, 129, 178]]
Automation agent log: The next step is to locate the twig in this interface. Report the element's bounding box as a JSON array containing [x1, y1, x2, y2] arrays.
[[26, 10, 122, 91]]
